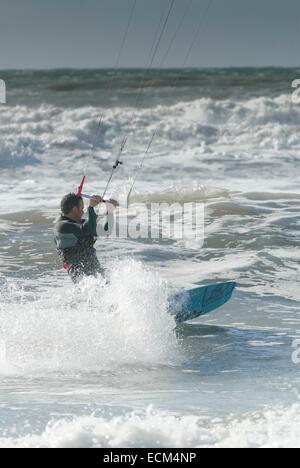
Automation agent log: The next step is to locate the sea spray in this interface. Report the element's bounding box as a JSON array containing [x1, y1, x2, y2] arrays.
[[0, 259, 178, 371]]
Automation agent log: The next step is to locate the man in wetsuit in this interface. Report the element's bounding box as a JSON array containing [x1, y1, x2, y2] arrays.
[[54, 193, 105, 283]]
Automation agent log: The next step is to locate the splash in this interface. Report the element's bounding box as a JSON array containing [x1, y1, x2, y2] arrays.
[[0, 259, 178, 372]]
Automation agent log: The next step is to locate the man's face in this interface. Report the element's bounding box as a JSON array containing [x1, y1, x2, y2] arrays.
[[76, 199, 84, 220], [70, 199, 84, 222]]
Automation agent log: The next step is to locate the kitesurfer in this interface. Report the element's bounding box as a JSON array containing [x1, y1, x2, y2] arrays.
[[54, 193, 116, 283]]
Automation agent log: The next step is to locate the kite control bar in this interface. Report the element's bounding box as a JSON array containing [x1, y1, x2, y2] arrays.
[[81, 193, 107, 202]]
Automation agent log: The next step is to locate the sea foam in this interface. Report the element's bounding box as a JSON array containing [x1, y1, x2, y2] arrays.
[[1, 404, 299, 448]]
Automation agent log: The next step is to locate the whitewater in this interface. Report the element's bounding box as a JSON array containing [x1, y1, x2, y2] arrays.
[[0, 68, 300, 448]]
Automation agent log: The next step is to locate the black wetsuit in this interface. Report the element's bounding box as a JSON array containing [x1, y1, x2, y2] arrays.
[[54, 207, 102, 283]]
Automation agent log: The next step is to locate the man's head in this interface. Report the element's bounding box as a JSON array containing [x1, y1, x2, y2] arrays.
[[61, 193, 84, 222]]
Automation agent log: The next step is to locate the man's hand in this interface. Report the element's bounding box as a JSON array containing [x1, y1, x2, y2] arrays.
[[107, 199, 119, 208], [89, 195, 103, 208]]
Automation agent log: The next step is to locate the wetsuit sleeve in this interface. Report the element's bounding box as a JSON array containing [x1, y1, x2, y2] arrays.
[[80, 207, 98, 238]]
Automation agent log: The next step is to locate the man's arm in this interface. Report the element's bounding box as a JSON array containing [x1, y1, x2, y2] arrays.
[[81, 206, 98, 237], [80, 195, 103, 237]]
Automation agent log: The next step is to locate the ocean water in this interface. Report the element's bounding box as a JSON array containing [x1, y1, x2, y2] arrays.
[[0, 68, 300, 448]]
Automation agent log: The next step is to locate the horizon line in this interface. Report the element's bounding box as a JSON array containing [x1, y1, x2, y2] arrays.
[[0, 65, 300, 72]]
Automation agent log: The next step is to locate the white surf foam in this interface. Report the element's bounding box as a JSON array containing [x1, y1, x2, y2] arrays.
[[1, 404, 300, 448], [0, 259, 178, 372], [1, 94, 300, 168]]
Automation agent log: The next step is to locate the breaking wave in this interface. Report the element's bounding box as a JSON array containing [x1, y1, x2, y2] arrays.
[[1, 404, 300, 448], [0, 94, 299, 168]]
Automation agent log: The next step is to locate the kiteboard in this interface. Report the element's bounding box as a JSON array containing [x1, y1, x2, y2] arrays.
[[172, 282, 236, 324]]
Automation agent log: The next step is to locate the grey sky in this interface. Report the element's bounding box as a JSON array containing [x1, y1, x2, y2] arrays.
[[0, 0, 299, 69]]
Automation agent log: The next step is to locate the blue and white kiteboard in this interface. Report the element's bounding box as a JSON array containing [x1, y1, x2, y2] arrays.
[[172, 282, 236, 324]]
